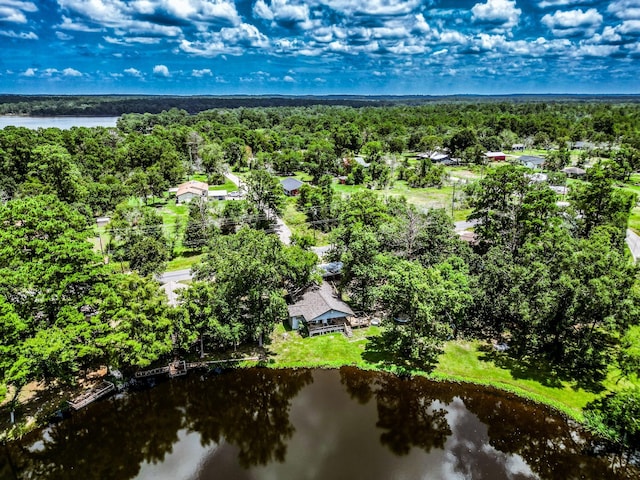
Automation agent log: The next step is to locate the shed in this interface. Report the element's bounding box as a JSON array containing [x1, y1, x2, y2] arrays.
[[430, 152, 450, 162], [96, 216, 111, 228], [281, 177, 304, 196], [208, 190, 227, 201], [287, 281, 354, 330], [561, 166, 586, 177], [484, 151, 506, 161], [512, 144, 525, 151]]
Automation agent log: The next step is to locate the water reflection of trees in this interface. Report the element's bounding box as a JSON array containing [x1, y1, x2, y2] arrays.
[[0, 368, 313, 480], [185, 368, 313, 467], [1, 381, 188, 480], [340, 367, 453, 455], [459, 389, 636, 480], [339, 367, 638, 480]]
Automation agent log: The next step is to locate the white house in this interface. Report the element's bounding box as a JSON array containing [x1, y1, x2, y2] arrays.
[[176, 180, 209, 204]]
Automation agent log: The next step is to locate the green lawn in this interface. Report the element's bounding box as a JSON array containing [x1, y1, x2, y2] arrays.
[[267, 326, 631, 421], [267, 323, 381, 368], [281, 200, 331, 246], [333, 177, 472, 221], [435, 341, 602, 419], [208, 179, 238, 192], [166, 253, 204, 271]]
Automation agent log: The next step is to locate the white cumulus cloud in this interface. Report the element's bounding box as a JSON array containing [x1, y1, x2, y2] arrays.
[[316, 0, 421, 16], [0, 29, 37, 39], [618, 19, 640, 34], [538, 0, 583, 8], [55, 31, 73, 40], [541, 8, 603, 37], [253, 0, 313, 30], [58, 0, 241, 41], [0, 1, 37, 23], [471, 0, 521, 30], [192, 68, 212, 77], [62, 67, 82, 76], [153, 64, 170, 77], [607, 0, 640, 20], [124, 67, 143, 77], [20, 67, 37, 76]]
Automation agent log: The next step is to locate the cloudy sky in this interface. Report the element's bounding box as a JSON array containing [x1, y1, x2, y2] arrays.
[[1, 0, 639, 95]]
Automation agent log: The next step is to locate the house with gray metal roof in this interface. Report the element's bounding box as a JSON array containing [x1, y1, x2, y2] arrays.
[[519, 155, 545, 170], [288, 281, 355, 336], [280, 177, 304, 196]]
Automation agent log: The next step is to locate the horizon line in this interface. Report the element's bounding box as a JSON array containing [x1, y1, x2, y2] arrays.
[[2, 93, 640, 98]]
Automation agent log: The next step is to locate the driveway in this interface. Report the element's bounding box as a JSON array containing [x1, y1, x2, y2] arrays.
[[626, 229, 640, 262], [157, 268, 192, 284], [225, 172, 291, 245]]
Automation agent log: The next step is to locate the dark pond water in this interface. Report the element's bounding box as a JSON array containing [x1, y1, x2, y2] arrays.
[[0, 368, 637, 480]]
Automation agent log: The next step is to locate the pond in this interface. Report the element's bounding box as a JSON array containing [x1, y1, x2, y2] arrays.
[[0, 368, 636, 480], [0, 116, 119, 129]]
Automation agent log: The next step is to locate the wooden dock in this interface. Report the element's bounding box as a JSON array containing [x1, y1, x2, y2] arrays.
[[135, 356, 261, 379], [69, 381, 115, 410], [135, 366, 170, 378]]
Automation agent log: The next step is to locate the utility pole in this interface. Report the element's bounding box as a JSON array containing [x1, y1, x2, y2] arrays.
[[451, 180, 456, 218]]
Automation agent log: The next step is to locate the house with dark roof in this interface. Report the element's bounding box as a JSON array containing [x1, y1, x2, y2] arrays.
[[287, 281, 355, 336], [574, 141, 594, 150], [281, 177, 304, 196], [562, 166, 587, 177], [519, 155, 545, 170]]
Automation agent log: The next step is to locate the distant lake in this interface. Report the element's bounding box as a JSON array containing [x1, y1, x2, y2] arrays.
[[1, 367, 636, 480], [0, 116, 119, 129]]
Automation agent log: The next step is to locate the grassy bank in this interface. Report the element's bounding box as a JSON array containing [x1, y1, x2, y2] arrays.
[[266, 324, 624, 421], [2, 323, 630, 441]]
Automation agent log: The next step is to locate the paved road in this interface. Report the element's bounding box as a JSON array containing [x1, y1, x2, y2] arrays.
[[626, 229, 640, 262], [454, 219, 477, 232], [158, 268, 192, 284]]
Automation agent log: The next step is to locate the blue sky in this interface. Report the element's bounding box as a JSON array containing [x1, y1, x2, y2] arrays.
[[1, 0, 639, 95]]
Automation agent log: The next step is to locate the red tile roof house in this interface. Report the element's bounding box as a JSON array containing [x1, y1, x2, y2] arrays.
[[287, 281, 355, 337], [176, 180, 209, 204]]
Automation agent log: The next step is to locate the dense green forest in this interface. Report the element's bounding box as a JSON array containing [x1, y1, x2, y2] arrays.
[[1, 94, 640, 116], [0, 102, 639, 449]]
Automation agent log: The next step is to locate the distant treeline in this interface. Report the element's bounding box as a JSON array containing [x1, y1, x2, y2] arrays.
[[1, 94, 640, 116]]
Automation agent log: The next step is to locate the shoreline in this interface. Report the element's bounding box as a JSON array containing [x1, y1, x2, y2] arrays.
[[0, 335, 614, 442]]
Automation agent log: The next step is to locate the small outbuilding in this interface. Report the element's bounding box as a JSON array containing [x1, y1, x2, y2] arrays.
[[512, 144, 525, 152], [561, 166, 587, 178], [485, 151, 507, 161], [208, 190, 227, 201], [281, 177, 304, 196]]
